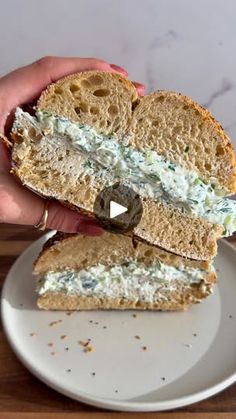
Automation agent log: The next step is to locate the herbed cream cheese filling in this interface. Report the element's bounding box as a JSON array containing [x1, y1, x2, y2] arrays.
[[14, 108, 236, 236], [36, 261, 213, 303]]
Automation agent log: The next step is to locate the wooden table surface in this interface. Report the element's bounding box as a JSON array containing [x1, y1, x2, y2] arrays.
[[0, 224, 236, 419]]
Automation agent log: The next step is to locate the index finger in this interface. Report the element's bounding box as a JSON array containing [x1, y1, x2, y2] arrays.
[[0, 56, 126, 115]]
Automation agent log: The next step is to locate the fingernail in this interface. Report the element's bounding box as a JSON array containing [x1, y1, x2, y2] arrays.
[[132, 81, 145, 96], [132, 81, 145, 89], [110, 64, 128, 76], [76, 221, 104, 236], [137, 88, 145, 96]]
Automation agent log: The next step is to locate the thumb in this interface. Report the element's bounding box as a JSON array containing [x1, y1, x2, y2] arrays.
[[0, 169, 103, 235], [46, 201, 103, 235]]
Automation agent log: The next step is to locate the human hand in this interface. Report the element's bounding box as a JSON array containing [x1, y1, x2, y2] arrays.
[[0, 56, 145, 234]]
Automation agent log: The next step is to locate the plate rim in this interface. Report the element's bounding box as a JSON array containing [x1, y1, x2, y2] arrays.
[[1, 235, 236, 412]]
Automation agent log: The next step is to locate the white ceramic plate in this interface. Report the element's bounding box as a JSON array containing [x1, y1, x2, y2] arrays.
[[1, 233, 236, 412]]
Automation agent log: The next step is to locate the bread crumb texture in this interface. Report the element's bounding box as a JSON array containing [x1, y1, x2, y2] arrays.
[[11, 72, 236, 260], [37, 73, 236, 192], [38, 71, 138, 137], [33, 231, 211, 275]]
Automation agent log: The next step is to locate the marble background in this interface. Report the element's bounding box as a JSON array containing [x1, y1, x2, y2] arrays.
[[0, 0, 236, 147]]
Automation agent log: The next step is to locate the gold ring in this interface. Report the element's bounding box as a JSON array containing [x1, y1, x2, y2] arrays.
[[34, 200, 50, 231]]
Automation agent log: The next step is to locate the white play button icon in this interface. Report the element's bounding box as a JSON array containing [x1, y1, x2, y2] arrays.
[[110, 200, 127, 219], [93, 183, 143, 233]]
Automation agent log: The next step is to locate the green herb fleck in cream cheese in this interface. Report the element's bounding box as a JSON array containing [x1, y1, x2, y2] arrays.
[[36, 261, 213, 303], [14, 108, 236, 236]]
